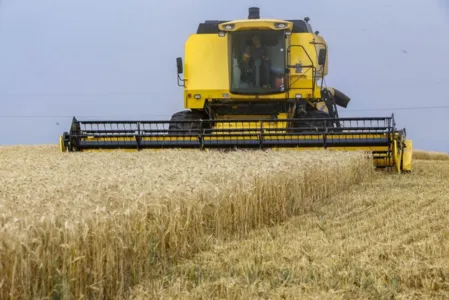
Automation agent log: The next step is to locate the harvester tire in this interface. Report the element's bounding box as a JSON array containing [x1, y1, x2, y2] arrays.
[[168, 110, 206, 135]]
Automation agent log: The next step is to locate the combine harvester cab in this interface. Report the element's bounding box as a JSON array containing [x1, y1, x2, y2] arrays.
[[59, 7, 413, 173]]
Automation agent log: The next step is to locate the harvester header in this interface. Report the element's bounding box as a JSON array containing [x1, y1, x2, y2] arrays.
[[60, 7, 413, 173]]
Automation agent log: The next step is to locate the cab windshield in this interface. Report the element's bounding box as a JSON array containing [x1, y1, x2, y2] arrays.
[[229, 30, 286, 95]]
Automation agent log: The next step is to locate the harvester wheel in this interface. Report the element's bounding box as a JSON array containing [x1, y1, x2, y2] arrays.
[[168, 110, 206, 135]]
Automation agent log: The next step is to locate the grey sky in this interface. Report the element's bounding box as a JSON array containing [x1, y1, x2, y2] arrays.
[[0, 0, 448, 151]]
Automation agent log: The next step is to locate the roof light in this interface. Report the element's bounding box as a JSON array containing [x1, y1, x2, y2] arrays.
[[222, 24, 235, 31], [274, 22, 287, 29]]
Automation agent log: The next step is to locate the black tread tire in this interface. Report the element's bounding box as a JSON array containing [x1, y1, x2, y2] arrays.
[[168, 110, 206, 135]]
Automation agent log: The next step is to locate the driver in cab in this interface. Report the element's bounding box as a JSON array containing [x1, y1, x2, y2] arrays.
[[241, 34, 271, 88]]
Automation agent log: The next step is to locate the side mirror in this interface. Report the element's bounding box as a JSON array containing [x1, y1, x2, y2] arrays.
[[176, 57, 183, 74], [318, 49, 326, 66]]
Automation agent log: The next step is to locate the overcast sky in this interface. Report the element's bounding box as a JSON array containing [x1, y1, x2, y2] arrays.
[[0, 0, 448, 151]]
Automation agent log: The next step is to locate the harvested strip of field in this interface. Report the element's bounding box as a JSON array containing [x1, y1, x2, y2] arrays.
[[131, 159, 449, 299], [0, 145, 372, 299]]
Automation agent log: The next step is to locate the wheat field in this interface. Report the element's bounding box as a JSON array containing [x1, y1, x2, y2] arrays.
[[0, 145, 372, 299], [131, 155, 449, 299], [413, 149, 449, 160]]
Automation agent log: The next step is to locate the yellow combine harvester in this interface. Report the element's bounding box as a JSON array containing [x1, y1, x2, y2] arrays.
[[60, 7, 412, 172]]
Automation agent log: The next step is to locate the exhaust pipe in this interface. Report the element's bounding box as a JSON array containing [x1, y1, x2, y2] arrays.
[[248, 7, 260, 19]]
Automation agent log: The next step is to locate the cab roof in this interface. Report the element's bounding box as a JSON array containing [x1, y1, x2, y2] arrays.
[[196, 19, 313, 34]]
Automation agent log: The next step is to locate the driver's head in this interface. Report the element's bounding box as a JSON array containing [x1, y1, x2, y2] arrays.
[[251, 35, 261, 45]]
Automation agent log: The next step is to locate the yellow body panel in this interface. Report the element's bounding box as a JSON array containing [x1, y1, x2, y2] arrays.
[[183, 34, 229, 108], [59, 136, 66, 152], [393, 140, 401, 173], [402, 140, 413, 171]]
